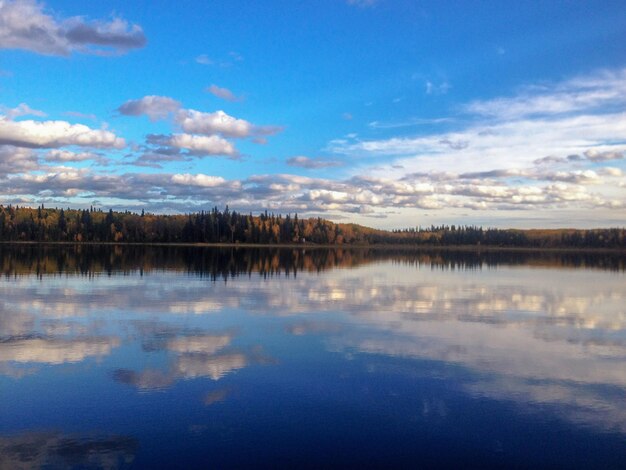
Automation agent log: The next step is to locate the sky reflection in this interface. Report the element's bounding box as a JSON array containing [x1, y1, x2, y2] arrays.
[[0, 247, 625, 466], [0, 432, 137, 469]]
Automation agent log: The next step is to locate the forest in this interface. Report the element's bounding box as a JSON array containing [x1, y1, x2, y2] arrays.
[[0, 204, 624, 249]]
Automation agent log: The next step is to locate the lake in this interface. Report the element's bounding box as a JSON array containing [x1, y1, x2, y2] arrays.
[[1, 245, 625, 468]]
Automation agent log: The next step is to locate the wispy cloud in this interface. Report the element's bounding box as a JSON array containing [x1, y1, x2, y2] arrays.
[[425, 80, 450, 95], [206, 84, 243, 102], [464, 68, 626, 119], [1, 103, 46, 120], [195, 52, 243, 68], [346, 0, 378, 7], [330, 68, 626, 178], [368, 118, 453, 129], [287, 156, 343, 169], [62, 111, 97, 121], [195, 54, 213, 65]]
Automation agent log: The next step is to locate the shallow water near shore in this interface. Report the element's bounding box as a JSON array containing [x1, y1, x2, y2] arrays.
[[1, 245, 625, 468]]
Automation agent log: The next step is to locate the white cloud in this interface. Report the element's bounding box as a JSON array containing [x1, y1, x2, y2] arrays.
[[171, 173, 227, 187], [175, 109, 254, 138], [3, 163, 623, 225], [117, 98, 282, 153], [167, 133, 236, 156], [0, 0, 146, 56], [584, 149, 624, 161], [206, 84, 242, 102], [117, 96, 181, 121], [175, 109, 282, 139], [2, 66, 623, 227], [0, 145, 38, 174], [0, 117, 125, 149], [598, 167, 623, 177], [45, 149, 98, 162], [329, 112, 626, 178], [464, 68, 626, 120]]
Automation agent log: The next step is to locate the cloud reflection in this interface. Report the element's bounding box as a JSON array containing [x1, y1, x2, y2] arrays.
[[113, 330, 257, 391], [0, 336, 119, 365], [0, 432, 137, 469], [1, 247, 624, 435]]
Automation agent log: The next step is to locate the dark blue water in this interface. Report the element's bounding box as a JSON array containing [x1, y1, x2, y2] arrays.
[[0, 246, 625, 468]]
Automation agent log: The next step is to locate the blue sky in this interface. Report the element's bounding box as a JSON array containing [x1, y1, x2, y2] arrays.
[[0, 0, 625, 228]]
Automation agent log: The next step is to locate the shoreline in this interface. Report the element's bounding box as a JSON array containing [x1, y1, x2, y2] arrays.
[[1, 241, 625, 254]]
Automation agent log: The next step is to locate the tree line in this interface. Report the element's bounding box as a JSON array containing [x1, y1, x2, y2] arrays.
[[0, 204, 624, 249]]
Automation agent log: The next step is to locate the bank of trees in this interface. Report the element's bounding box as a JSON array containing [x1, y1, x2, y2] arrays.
[[0, 205, 342, 244], [0, 205, 624, 249]]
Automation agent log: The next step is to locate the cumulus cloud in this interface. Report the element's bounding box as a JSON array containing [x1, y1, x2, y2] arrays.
[[135, 133, 237, 160], [175, 109, 249, 137], [2, 67, 623, 226], [171, 173, 228, 188], [287, 156, 343, 169], [584, 149, 624, 161], [117, 96, 182, 121], [4, 163, 622, 222], [0, 117, 125, 149], [63, 17, 146, 53], [117, 97, 282, 154], [45, 149, 99, 162], [206, 84, 242, 102], [598, 167, 623, 177], [128, 152, 191, 169], [533, 155, 567, 166], [166, 133, 236, 157], [175, 109, 281, 139], [0, 145, 39, 174], [0, 0, 146, 56]]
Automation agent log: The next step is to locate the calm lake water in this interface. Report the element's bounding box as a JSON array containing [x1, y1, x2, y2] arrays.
[[1, 245, 625, 469]]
